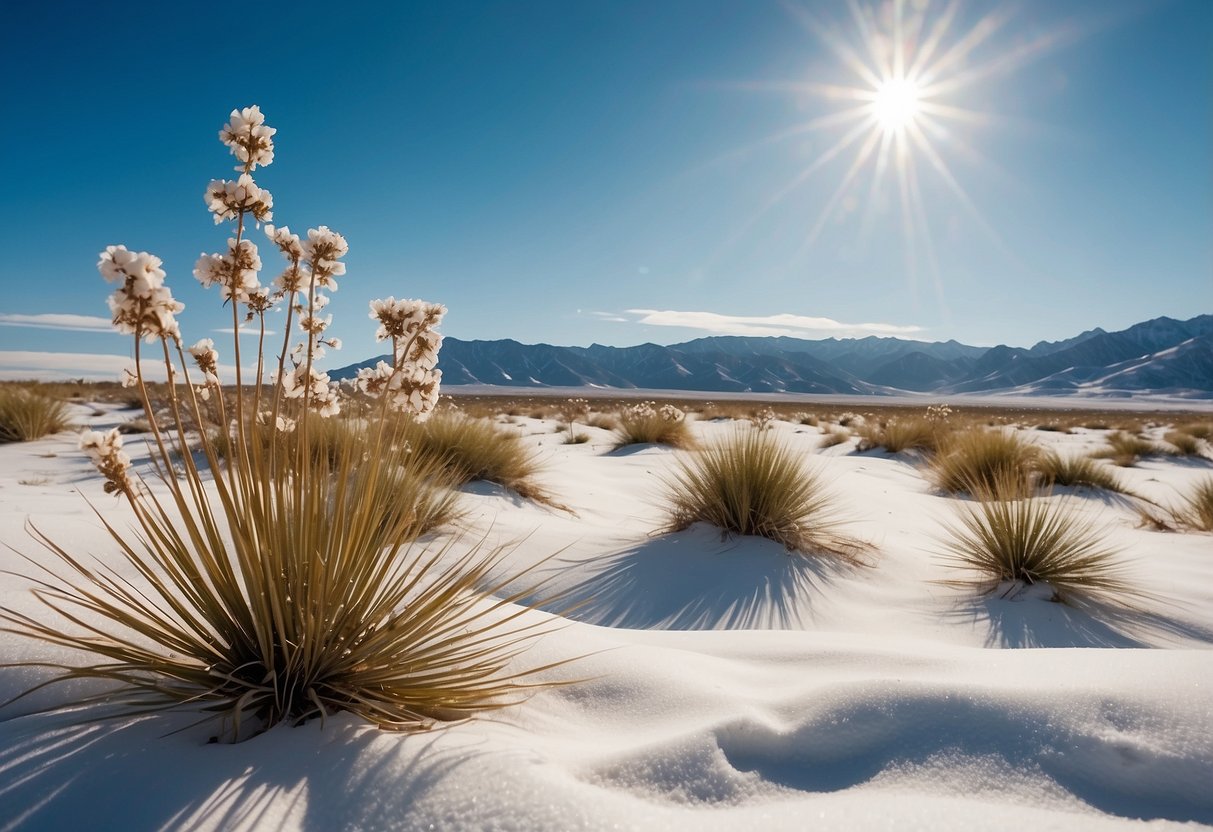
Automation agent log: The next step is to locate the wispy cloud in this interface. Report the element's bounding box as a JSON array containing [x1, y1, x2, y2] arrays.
[[619, 309, 926, 339], [213, 327, 279, 337], [0, 313, 116, 333], [0, 351, 249, 383]]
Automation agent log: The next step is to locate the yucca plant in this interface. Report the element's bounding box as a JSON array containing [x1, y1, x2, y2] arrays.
[[1033, 449, 1126, 493], [940, 474, 1134, 604], [615, 401, 696, 449], [0, 106, 565, 740], [930, 428, 1039, 498], [1172, 477, 1213, 531], [662, 427, 865, 559], [0, 387, 73, 442]]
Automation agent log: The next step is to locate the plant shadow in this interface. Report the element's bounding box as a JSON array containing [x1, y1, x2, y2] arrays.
[[943, 591, 1213, 648], [0, 709, 482, 831], [544, 524, 853, 630]]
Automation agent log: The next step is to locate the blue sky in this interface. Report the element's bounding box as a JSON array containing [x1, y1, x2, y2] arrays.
[[1, 0, 1209, 378]]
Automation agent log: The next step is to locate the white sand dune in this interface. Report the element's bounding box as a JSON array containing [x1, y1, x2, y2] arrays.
[[1, 405, 1211, 830]]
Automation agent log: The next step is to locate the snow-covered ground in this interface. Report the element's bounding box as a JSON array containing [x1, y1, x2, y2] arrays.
[[1, 404, 1211, 831]]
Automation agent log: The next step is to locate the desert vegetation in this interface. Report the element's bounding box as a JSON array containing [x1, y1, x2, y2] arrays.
[[661, 427, 865, 559], [615, 401, 695, 449], [0, 106, 562, 741], [939, 472, 1134, 606], [0, 386, 73, 442]]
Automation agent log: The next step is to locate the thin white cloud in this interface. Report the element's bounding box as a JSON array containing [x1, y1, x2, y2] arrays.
[[588, 311, 629, 323], [213, 327, 279, 337], [0, 351, 249, 383], [622, 309, 925, 339], [0, 313, 116, 333]]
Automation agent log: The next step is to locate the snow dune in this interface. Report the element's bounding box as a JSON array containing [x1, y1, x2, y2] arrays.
[[0, 405, 1211, 830]]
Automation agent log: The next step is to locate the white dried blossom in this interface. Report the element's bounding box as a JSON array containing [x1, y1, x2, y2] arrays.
[[301, 226, 347, 288], [264, 224, 303, 260], [658, 404, 685, 422], [204, 173, 273, 225], [188, 338, 220, 381], [219, 105, 276, 171], [278, 365, 341, 417], [106, 280, 183, 342], [120, 367, 139, 388], [98, 247, 167, 298], [79, 428, 132, 494], [193, 239, 262, 304], [355, 360, 442, 419]]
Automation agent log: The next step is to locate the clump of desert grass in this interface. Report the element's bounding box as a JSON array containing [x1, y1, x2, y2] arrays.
[[1091, 431, 1161, 467], [1171, 477, 1213, 531], [1163, 430, 1204, 457], [930, 427, 1039, 498], [0, 387, 73, 443], [661, 427, 866, 560], [818, 426, 851, 448], [857, 416, 947, 454], [1033, 449, 1127, 494], [401, 410, 554, 504], [940, 473, 1135, 605], [585, 411, 619, 431], [615, 401, 695, 449], [0, 105, 567, 741]]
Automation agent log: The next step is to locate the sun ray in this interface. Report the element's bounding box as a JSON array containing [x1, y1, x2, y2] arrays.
[[700, 116, 877, 270], [689, 106, 872, 175], [905, 0, 962, 80], [784, 0, 885, 89], [798, 126, 885, 255], [703, 0, 1081, 295]]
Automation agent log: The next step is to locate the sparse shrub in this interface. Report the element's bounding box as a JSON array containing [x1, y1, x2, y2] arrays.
[[0, 387, 73, 442], [799, 413, 819, 427], [818, 426, 850, 448], [561, 397, 589, 443], [615, 401, 695, 449], [940, 481, 1133, 605], [1178, 422, 1212, 440], [586, 411, 619, 431], [1173, 477, 1213, 531], [857, 415, 949, 454], [1091, 431, 1160, 467], [1034, 423, 1070, 434], [0, 105, 562, 741], [404, 410, 552, 502], [1163, 430, 1201, 456], [661, 427, 865, 559], [748, 407, 776, 430], [1033, 450, 1126, 493], [931, 428, 1039, 497]]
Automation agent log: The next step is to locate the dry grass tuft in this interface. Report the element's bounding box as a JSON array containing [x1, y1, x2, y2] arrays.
[[857, 416, 949, 454], [661, 427, 866, 559], [930, 428, 1039, 498], [1163, 430, 1202, 456], [403, 411, 552, 503], [1172, 477, 1213, 531], [940, 474, 1134, 605], [1091, 431, 1161, 467], [818, 426, 851, 448], [614, 403, 695, 449], [1033, 450, 1126, 493], [0, 388, 73, 443]]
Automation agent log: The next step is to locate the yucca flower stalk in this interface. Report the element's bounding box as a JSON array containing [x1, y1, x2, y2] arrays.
[[0, 106, 565, 741]]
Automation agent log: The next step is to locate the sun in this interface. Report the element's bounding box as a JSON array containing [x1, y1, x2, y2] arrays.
[[872, 77, 920, 133]]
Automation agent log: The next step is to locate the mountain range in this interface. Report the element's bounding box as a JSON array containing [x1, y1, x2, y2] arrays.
[[332, 314, 1213, 399]]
